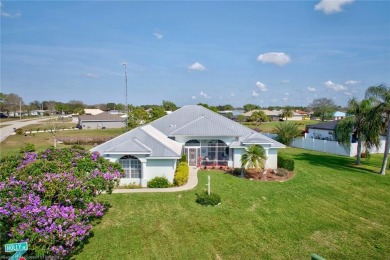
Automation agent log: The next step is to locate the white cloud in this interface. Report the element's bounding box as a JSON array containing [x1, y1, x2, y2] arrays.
[[345, 80, 360, 85], [280, 80, 290, 84], [282, 97, 289, 101], [200, 91, 210, 99], [307, 87, 316, 92], [251, 91, 259, 97], [191, 96, 197, 100], [256, 81, 268, 92], [153, 32, 163, 39], [257, 52, 291, 66], [284, 92, 289, 96], [344, 91, 353, 96], [1, 2, 21, 18], [188, 62, 206, 71], [230, 93, 235, 97], [81, 72, 98, 78], [314, 0, 354, 14], [324, 80, 347, 92]]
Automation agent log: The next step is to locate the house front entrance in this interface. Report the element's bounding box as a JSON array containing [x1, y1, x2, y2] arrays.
[[187, 147, 199, 167]]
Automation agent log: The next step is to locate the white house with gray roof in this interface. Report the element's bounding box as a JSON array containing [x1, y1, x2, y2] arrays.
[[91, 105, 285, 187]]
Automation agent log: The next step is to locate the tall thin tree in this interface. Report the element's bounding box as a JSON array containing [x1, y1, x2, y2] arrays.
[[365, 84, 390, 175]]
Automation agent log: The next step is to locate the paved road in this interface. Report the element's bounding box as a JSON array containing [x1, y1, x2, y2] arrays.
[[0, 118, 49, 143]]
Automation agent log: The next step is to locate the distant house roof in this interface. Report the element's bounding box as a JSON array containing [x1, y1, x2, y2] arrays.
[[79, 112, 125, 122], [333, 111, 346, 117], [84, 109, 104, 115], [243, 109, 302, 117], [306, 120, 340, 130]]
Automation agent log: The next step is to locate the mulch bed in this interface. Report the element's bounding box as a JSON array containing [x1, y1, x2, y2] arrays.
[[222, 168, 294, 182]]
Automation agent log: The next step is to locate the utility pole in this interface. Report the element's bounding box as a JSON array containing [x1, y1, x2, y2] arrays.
[[19, 98, 22, 120], [122, 62, 128, 132]]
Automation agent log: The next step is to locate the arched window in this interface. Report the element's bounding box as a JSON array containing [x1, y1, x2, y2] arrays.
[[185, 139, 200, 146], [118, 155, 141, 178]]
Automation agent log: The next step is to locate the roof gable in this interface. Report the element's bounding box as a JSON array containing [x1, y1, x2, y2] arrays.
[[170, 116, 240, 136]]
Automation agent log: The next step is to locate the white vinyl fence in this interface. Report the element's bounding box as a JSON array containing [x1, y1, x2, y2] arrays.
[[290, 136, 388, 157]]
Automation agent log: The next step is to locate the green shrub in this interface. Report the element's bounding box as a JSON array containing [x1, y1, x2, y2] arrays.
[[174, 162, 189, 186], [19, 143, 36, 153], [195, 192, 221, 206], [277, 155, 295, 171], [15, 128, 24, 135], [180, 154, 187, 163], [232, 168, 242, 175], [147, 176, 170, 188]]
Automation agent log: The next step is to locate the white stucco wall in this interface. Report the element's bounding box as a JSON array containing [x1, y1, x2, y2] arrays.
[[266, 148, 278, 169], [80, 121, 125, 130], [145, 159, 177, 184], [233, 148, 245, 168]]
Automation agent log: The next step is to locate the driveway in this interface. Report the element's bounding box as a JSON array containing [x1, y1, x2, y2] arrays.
[[0, 118, 48, 143]]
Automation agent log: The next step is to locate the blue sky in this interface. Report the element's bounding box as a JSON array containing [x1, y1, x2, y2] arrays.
[[1, 0, 389, 107]]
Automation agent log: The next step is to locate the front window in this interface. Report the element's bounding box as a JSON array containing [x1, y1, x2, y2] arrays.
[[119, 155, 141, 178]]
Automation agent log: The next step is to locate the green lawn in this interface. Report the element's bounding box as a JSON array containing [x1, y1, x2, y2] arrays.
[[75, 148, 390, 259], [242, 120, 318, 133]]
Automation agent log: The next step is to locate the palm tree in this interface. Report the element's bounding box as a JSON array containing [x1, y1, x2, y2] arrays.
[[365, 84, 390, 175], [335, 97, 381, 165], [281, 106, 294, 121], [273, 122, 301, 145], [250, 111, 268, 126], [241, 145, 267, 172]]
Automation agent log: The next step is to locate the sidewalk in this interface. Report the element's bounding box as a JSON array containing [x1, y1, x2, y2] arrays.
[[112, 167, 199, 193]]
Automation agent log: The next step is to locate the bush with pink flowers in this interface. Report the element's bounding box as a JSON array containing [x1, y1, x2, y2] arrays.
[[0, 147, 123, 257]]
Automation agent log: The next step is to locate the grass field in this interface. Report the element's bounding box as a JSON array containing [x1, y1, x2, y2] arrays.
[[0, 128, 124, 157], [74, 148, 390, 259]]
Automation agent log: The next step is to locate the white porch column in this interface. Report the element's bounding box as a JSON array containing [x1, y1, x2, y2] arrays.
[[141, 161, 148, 187], [264, 148, 269, 169]]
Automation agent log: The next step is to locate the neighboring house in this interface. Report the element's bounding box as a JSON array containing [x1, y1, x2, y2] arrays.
[[84, 109, 104, 115], [243, 109, 303, 121], [30, 110, 45, 116], [91, 105, 285, 187], [78, 112, 126, 129], [333, 111, 346, 120], [305, 120, 340, 141]]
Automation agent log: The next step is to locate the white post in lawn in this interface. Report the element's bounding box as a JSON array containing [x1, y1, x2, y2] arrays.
[[207, 175, 211, 195]]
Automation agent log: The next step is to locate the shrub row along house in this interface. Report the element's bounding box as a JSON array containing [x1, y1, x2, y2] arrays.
[[91, 105, 285, 187]]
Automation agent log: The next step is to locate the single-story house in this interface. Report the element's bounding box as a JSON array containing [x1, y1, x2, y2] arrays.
[[243, 109, 303, 121], [305, 120, 340, 141], [78, 112, 126, 129], [91, 105, 285, 187], [333, 111, 346, 120]]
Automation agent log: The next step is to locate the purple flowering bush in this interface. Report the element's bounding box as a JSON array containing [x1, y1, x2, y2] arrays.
[[0, 147, 123, 257]]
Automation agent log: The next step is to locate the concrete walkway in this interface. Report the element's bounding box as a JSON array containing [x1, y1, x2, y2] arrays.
[[112, 167, 199, 193]]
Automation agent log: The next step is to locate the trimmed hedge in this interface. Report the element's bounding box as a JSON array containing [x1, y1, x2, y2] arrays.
[[174, 162, 189, 186], [277, 154, 295, 171], [147, 176, 170, 188], [195, 192, 221, 206]]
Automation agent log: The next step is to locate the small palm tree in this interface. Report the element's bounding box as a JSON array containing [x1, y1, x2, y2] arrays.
[[273, 122, 301, 145], [365, 84, 390, 175], [241, 145, 267, 172], [281, 106, 294, 121]]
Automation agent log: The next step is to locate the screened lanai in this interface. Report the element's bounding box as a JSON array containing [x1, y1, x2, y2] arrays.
[[184, 139, 231, 167]]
